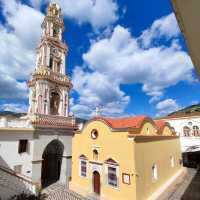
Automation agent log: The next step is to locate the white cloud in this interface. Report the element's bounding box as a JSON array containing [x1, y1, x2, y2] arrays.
[[83, 24, 193, 97], [139, 13, 180, 47], [30, 0, 118, 29], [0, 103, 28, 113], [156, 98, 180, 116], [71, 67, 129, 118], [72, 14, 194, 117], [0, 0, 43, 99]]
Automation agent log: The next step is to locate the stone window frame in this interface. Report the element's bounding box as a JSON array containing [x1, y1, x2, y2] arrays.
[[105, 158, 119, 189], [79, 155, 88, 178]]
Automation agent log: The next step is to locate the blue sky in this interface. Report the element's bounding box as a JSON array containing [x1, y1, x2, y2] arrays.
[[0, 0, 199, 118]]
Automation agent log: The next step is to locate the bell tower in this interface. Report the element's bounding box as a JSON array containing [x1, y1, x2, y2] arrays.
[[28, 3, 72, 117]]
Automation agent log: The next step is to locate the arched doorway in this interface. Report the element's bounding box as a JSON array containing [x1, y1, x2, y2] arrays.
[[41, 140, 64, 188], [93, 171, 100, 195]]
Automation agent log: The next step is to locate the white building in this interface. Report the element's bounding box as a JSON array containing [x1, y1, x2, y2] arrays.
[[0, 3, 77, 198], [162, 112, 200, 167]]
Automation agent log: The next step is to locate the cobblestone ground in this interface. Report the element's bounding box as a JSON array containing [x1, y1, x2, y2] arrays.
[[160, 168, 197, 200], [181, 169, 200, 200], [0, 167, 32, 200], [42, 182, 91, 200]]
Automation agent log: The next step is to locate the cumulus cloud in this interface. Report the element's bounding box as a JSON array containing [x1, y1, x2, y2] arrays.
[[30, 0, 118, 29], [139, 13, 180, 48], [156, 98, 180, 116], [71, 67, 129, 118], [72, 14, 194, 117], [83, 24, 193, 97], [0, 0, 43, 100]]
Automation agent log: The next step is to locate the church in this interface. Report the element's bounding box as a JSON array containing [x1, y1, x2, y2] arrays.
[[70, 116, 183, 200], [0, 3, 77, 197]]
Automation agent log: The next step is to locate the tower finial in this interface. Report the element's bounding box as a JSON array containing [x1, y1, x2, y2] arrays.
[[47, 2, 61, 17]]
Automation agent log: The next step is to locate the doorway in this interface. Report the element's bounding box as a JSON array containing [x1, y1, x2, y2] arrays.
[[41, 140, 64, 188], [93, 171, 100, 195]]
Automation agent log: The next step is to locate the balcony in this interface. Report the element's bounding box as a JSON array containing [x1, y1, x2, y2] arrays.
[[28, 68, 72, 88]]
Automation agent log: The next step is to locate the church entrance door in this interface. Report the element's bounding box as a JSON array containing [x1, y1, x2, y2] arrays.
[[41, 140, 64, 188], [93, 171, 100, 195]]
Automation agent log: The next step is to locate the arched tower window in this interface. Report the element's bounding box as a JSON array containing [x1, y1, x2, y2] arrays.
[[193, 126, 199, 136], [50, 91, 60, 115], [53, 25, 59, 37], [183, 126, 190, 137], [49, 56, 53, 69], [57, 60, 61, 73]]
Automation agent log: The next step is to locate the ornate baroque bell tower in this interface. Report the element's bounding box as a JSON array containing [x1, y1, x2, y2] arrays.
[[28, 3, 72, 117]]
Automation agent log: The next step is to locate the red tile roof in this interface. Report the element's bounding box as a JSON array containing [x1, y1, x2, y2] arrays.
[[154, 120, 166, 130], [94, 115, 148, 129]]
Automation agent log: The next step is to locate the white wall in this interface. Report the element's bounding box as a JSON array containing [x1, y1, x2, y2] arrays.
[[165, 116, 200, 152], [0, 130, 34, 178]]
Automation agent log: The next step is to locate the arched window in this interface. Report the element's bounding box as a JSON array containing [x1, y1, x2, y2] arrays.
[[56, 61, 61, 73], [170, 156, 175, 168], [152, 163, 158, 180], [49, 56, 53, 69], [193, 126, 199, 136], [183, 126, 190, 137], [93, 149, 98, 161], [50, 91, 60, 115]]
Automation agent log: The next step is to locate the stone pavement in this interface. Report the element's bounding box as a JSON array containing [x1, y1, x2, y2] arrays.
[[160, 168, 197, 200], [181, 169, 200, 200], [0, 166, 34, 200], [42, 182, 91, 200]]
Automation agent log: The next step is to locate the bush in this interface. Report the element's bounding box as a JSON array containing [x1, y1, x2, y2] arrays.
[[9, 192, 47, 200]]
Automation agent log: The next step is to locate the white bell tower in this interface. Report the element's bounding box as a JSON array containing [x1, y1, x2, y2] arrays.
[[28, 3, 72, 117]]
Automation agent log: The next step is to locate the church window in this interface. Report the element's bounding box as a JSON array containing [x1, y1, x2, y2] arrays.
[[93, 149, 98, 161], [79, 155, 87, 178], [105, 158, 119, 188], [108, 166, 118, 187], [170, 156, 175, 168], [91, 129, 98, 139], [152, 163, 158, 181], [18, 140, 28, 154], [193, 126, 199, 136], [80, 160, 87, 177], [183, 126, 190, 137]]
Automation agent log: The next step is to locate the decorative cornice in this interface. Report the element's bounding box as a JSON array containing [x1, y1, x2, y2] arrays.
[[27, 68, 72, 88]]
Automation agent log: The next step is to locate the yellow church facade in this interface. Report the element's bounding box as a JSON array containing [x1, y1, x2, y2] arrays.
[[70, 116, 183, 200]]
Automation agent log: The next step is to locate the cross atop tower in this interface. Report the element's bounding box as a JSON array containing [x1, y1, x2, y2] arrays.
[[28, 3, 72, 117]]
